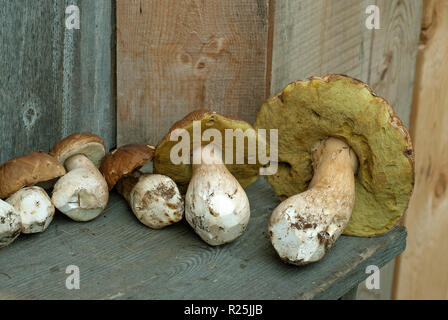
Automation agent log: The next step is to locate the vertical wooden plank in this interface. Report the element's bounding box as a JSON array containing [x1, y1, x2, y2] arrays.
[[356, 0, 422, 300], [393, 0, 448, 300], [116, 0, 270, 146], [0, 0, 115, 164], [269, 0, 422, 300], [367, 0, 423, 128], [270, 0, 374, 94]]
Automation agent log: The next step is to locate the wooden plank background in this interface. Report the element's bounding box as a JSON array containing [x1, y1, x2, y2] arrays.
[[0, 0, 116, 164], [117, 0, 421, 141], [393, 0, 448, 299], [116, 0, 271, 146]]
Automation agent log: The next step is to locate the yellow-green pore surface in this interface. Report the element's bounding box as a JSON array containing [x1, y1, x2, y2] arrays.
[[154, 111, 261, 194], [254, 75, 414, 236]]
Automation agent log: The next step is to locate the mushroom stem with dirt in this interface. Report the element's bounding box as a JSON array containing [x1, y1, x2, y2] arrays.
[[99, 144, 184, 229], [153, 110, 261, 246], [255, 74, 415, 265], [269, 138, 358, 264], [50, 132, 109, 222], [0, 152, 66, 237], [185, 143, 250, 246], [0, 200, 21, 248]]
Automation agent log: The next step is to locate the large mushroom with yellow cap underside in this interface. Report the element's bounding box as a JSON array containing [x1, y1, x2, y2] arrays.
[[154, 110, 262, 245], [154, 109, 261, 194], [254, 74, 414, 265]]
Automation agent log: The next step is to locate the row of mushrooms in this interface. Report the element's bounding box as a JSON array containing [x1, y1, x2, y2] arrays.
[[0, 75, 415, 266]]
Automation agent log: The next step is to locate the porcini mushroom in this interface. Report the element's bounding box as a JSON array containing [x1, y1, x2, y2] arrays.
[[154, 110, 261, 245], [50, 132, 109, 222], [0, 201, 21, 248], [0, 152, 66, 235], [99, 144, 184, 229], [186, 143, 251, 245], [254, 75, 414, 265]]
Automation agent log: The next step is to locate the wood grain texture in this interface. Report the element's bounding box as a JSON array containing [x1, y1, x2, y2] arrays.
[[270, 0, 374, 94], [367, 0, 423, 128], [356, 0, 422, 299], [393, 0, 448, 299], [269, 0, 422, 300], [116, 0, 270, 146], [0, 0, 115, 164], [0, 177, 406, 300]]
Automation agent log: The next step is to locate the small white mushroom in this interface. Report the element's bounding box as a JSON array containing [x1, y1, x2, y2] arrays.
[[0, 200, 21, 248], [100, 144, 184, 229], [118, 173, 184, 229], [186, 144, 250, 246], [50, 132, 109, 222], [7, 187, 54, 234], [269, 137, 358, 265]]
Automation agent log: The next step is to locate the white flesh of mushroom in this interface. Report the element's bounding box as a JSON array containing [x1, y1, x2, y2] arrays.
[[7, 186, 54, 234], [52, 154, 109, 222], [0, 200, 21, 248], [269, 137, 358, 265], [123, 173, 184, 229], [186, 144, 250, 246]]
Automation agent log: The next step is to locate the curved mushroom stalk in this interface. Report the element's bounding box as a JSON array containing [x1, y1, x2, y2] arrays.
[[7, 186, 54, 234], [52, 154, 109, 222], [117, 172, 184, 229], [269, 137, 358, 265], [186, 144, 250, 246], [0, 200, 21, 248]]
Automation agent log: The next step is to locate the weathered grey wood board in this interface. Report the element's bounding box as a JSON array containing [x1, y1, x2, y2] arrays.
[[0, 177, 406, 300], [0, 0, 115, 164]]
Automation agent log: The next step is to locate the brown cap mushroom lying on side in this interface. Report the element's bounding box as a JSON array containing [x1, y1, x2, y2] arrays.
[[254, 74, 415, 265], [50, 132, 109, 222], [0, 152, 66, 237], [99, 144, 184, 229], [154, 110, 261, 246]]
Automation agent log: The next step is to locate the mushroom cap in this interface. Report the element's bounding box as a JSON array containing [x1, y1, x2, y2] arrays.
[[154, 109, 261, 194], [99, 144, 155, 191], [49, 132, 106, 167], [254, 74, 415, 236], [0, 152, 66, 199]]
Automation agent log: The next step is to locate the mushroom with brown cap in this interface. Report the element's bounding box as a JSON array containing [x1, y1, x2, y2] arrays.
[[50, 132, 109, 222], [154, 110, 261, 245], [100, 144, 184, 229], [0, 152, 66, 235], [254, 75, 414, 265]]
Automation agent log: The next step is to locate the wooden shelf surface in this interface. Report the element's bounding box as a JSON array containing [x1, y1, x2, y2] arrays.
[[0, 178, 406, 300]]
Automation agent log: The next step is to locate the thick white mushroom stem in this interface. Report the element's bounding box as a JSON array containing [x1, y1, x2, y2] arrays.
[[52, 154, 109, 222], [117, 172, 184, 229], [269, 137, 358, 265], [0, 200, 21, 248], [186, 144, 250, 246], [7, 186, 54, 234]]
